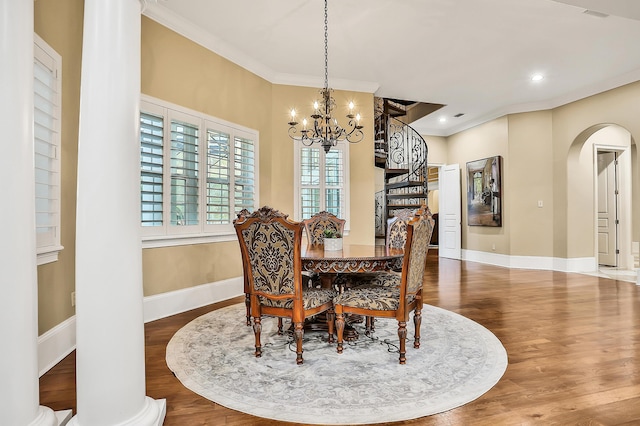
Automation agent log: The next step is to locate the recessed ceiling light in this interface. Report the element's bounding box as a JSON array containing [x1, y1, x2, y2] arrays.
[[531, 74, 544, 82], [439, 117, 447, 123]]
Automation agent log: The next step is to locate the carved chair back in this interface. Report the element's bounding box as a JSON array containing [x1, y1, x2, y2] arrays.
[[386, 208, 416, 249], [401, 209, 435, 298], [303, 211, 346, 245], [234, 206, 335, 364], [235, 206, 301, 301]]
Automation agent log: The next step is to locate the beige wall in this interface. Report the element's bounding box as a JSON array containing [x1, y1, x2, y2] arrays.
[[438, 82, 639, 260], [34, 0, 84, 334], [552, 81, 640, 259], [447, 117, 509, 254], [139, 18, 275, 295], [507, 111, 554, 257], [424, 135, 447, 165]]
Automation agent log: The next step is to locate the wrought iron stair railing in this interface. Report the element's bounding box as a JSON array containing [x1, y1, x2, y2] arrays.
[[374, 111, 429, 238]]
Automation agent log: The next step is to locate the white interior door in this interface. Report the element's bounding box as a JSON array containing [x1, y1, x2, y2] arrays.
[[439, 164, 462, 259], [597, 151, 618, 266]]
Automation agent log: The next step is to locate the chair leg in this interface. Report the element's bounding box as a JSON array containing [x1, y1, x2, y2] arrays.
[[326, 308, 335, 343], [253, 316, 262, 358], [413, 308, 422, 349], [294, 322, 304, 365], [335, 310, 345, 353], [365, 316, 376, 336], [245, 294, 251, 326], [277, 318, 284, 335], [398, 320, 407, 364]]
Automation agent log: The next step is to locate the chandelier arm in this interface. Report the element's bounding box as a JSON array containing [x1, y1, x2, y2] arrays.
[[346, 128, 365, 144]]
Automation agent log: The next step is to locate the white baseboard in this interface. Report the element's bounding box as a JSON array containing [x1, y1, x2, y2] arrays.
[[461, 250, 597, 273], [143, 276, 244, 323], [38, 276, 244, 377], [38, 315, 76, 377]]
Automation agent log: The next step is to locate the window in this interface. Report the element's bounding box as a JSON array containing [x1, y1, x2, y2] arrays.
[[294, 141, 350, 230], [34, 34, 62, 265], [140, 96, 258, 246]]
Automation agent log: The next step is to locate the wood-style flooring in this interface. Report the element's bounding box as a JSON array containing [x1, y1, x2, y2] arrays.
[[39, 251, 640, 425]]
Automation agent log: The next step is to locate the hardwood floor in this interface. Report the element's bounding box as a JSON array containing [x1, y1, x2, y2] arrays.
[[40, 251, 640, 425]]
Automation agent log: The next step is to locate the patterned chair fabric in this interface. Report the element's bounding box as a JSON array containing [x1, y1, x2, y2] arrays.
[[343, 208, 433, 289], [234, 206, 336, 365], [302, 211, 346, 288], [333, 207, 435, 364], [386, 216, 409, 250], [303, 211, 346, 245]]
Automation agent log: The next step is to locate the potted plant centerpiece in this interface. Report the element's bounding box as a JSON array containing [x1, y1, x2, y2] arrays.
[[323, 229, 343, 251]]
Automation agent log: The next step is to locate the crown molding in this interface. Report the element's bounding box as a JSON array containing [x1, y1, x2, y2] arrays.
[[142, 3, 379, 94]]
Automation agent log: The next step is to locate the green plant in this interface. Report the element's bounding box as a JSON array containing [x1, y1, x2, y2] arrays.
[[323, 229, 342, 239]]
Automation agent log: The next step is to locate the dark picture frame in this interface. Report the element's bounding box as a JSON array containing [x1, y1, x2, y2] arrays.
[[466, 156, 502, 227]]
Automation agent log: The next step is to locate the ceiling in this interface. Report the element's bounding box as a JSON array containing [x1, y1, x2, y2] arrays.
[[144, 0, 640, 136]]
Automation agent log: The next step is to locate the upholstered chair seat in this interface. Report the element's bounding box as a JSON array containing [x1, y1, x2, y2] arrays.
[[259, 287, 336, 310], [333, 283, 416, 311], [342, 272, 400, 288]]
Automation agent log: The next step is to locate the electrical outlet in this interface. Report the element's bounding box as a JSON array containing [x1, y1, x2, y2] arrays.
[[71, 291, 75, 307]]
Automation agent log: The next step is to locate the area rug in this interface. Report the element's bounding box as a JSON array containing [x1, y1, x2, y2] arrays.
[[166, 303, 508, 425]]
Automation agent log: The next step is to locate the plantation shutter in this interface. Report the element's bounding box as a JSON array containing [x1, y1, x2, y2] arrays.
[[34, 41, 61, 252]]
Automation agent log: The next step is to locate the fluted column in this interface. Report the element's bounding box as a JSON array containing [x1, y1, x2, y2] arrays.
[[0, 0, 59, 425], [69, 0, 165, 425]]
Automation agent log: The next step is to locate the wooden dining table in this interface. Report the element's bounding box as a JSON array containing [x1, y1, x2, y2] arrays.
[[301, 243, 404, 275], [301, 243, 404, 340]]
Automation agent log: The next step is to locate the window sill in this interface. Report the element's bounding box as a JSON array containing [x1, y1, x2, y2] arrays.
[[142, 232, 237, 249], [37, 245, 64, 266]]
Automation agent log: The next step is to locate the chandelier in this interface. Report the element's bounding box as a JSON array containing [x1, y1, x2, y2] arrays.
[[287, 0, 364, 154]]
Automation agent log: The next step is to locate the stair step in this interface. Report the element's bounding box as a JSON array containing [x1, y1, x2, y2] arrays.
[[385, 168, 409, 179], [387, 193, 426, 199], [386, 180, 424, 189], [387, 203, 424, 209]]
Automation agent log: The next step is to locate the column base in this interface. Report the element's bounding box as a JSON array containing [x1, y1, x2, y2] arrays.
[[27, 406, 71, 426], [68, 397, 166, 426], [56, 410, 73, 426]]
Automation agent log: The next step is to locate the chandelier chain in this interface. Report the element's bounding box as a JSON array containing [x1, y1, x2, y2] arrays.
[[324, 0, 329, 91]]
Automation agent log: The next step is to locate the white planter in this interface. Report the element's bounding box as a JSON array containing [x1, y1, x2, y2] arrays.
[[324, 238, 343, 251]]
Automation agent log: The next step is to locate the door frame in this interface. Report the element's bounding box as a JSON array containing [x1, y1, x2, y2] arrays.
[[593, 143, 633, 269]]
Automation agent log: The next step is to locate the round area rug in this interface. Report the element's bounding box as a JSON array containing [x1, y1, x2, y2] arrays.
[[166, 303, 508, 425]]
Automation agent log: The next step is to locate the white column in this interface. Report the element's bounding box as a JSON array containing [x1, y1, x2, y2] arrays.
[[69, 0, 165, 425], [0, 0, 59, 425]]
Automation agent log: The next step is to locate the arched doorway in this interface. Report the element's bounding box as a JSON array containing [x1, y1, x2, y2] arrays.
[[567, 124, 635, 271]]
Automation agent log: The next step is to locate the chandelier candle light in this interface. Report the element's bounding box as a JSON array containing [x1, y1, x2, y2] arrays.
[[287, 0, 364, 154]]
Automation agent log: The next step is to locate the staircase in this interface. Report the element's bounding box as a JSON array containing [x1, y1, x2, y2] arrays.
[[374, 98, 436, 238]]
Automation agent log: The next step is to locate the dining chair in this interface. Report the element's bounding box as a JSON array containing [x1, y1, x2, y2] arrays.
[[302, 211, 346, 287], [303, 210, 346, 245], [343, 207, 430, 290], [234, 206, 336, 365], [333, 207, 435, 364], [386, 208, 416, 254]]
